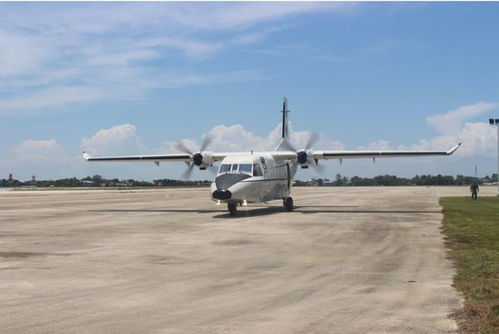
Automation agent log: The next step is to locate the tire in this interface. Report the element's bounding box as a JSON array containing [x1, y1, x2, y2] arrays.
[[284, 197, 294, 212], [228, 203, 237, 216]]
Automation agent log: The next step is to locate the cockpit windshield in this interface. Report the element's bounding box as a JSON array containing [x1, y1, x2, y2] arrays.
[[239, 164, 252, 174], [219, 164, 231, 173], [218, 163, 253, 175]]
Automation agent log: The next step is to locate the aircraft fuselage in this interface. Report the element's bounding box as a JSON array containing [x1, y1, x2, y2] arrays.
[[211, 154, 297, 204]]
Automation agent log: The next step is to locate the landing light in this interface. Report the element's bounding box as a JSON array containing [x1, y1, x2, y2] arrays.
[[243, 200, 247, 206]]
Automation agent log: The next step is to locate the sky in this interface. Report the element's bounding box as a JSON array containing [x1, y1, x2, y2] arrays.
[[1, 2, 499, 181]]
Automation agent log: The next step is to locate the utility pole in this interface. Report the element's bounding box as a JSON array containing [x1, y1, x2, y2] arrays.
[[489, 118, 499, 196]]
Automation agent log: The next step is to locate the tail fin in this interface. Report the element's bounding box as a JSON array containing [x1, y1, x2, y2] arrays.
[[281, 96, 289, 139], [275, 96, 294, 151]]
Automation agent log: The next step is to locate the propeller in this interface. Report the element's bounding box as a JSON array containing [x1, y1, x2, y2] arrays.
[[176, 134, 214, 179], [297, 132, 324, 173], [305, 132, 319, 151]]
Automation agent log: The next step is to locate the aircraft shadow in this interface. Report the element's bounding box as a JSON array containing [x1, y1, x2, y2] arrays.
[[89, 206, 441, 219]]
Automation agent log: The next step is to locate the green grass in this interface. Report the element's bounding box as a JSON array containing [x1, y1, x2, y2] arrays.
[[440, 197, 499, 333]]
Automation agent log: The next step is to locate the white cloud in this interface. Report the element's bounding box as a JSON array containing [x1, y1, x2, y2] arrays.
[[81, 124, 148, 156], [355, 102, 499, 158], [0, 3, 347, 113], [10, 99, 497, 180], [13, 139, 63, 161], [411, 122, 497, 157], [0, 86, 107, 112], [139, 37, 223, 60], [426, 101, 498, 135], [84, 121, 344, 158], [357, 140, 392, 150], [0, 30, 48, 78]]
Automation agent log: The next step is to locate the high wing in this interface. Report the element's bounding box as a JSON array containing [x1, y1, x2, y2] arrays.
[[82, 151, 230, 163], [270, 143, 461, 161], [313, 143, 461, 160]]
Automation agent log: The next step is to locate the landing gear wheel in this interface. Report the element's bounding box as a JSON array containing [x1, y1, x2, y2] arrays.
[[284, 197, 294, 212], [228, 203, 237, 216]]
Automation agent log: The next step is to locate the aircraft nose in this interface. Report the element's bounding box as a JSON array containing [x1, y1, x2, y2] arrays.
[[212, 189, 232, 200], [215, 174, 251, 190]]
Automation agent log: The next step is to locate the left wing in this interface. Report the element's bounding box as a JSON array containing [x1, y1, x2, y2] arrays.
[[269, 143, 461, 161], [313, 143, 461, 160]]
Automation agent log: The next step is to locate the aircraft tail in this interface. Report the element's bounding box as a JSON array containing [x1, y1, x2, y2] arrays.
[[275, 97, 293, 151]]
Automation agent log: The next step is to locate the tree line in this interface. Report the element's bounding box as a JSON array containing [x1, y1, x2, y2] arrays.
[[295, 173, 497, 187], [1, 173, 497, 188], [0, 175, 211, 188]]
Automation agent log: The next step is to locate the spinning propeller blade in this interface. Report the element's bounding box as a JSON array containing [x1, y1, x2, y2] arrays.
[[177, 135, 214, 179], [305, 132, 320, 151]]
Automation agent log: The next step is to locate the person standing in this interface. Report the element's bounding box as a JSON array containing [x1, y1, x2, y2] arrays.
[[470, 182, 479, 200]]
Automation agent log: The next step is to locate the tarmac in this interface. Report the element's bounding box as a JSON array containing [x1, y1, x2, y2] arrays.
[[0, 186, 496, 333]]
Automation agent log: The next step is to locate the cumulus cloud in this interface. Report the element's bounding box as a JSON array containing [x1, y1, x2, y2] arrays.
[[81, 124, 148, 155], [83, 121, 344, 158], [359, 102, 499, 158], [410, 102, 499, 157], [426, 101, 498, 135], [13, 139, 63, 161], [410, 122, 497, 157]]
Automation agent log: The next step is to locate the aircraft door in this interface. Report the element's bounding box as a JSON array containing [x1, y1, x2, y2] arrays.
[[286, 162, 290, 190]]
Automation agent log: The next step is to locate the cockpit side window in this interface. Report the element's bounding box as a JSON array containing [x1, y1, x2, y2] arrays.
[[239, 164, 252, 174], [231, 164, 238, 172], [219, 164, 231, 173], [253, 163, 263, 176]]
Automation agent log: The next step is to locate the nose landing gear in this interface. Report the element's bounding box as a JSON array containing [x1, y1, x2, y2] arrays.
[[228, 202, 237, 216]]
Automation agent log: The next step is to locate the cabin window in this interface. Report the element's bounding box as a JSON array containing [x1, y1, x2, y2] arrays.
[[253, 163, 263, 176], [219, 164, 231, 173], [231, 164, 239, 172], [239, 164, 252, 174]]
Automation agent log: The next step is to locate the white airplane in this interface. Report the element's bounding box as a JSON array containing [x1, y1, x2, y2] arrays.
[[83, 98, 461, 216]]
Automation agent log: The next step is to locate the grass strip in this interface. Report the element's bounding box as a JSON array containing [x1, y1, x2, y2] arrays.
[[440, 197, 499, 333]]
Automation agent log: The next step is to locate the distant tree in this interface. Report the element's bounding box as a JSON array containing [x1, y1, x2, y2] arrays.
[[335, 174, 343, 186]]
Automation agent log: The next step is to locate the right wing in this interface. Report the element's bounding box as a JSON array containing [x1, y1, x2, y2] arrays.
[[82, 151, 191, 162], [82, 151, 233, 164]]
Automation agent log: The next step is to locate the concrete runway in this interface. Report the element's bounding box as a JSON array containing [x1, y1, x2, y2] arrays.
[[0, 186, 495, 333]]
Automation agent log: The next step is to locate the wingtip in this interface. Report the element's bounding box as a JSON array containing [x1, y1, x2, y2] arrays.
[[448, 143, 462, 155], [82, 151, 91, 160]]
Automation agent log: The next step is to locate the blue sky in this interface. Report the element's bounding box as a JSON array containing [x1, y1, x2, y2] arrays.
[[1, 2, 498, 181]]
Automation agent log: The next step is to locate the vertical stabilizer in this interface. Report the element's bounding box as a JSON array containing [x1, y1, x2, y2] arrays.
[[281, 96, 289, 139], [275, 97, 293, 151]]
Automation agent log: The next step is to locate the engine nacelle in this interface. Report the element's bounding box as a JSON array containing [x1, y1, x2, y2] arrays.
[[193, 151, 214, 169], [297, 150, 316, 169], [296, 150, 318, 168]]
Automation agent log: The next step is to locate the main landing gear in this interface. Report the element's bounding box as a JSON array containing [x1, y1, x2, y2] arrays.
[[227, 198, 294, 217], [283, 197, 294, 212]]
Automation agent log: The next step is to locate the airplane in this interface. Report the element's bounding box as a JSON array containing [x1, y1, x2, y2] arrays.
[[83, 98, 461, 216]]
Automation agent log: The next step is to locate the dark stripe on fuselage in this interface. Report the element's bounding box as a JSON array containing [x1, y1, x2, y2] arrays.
[[241, 178, 288, 183]]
